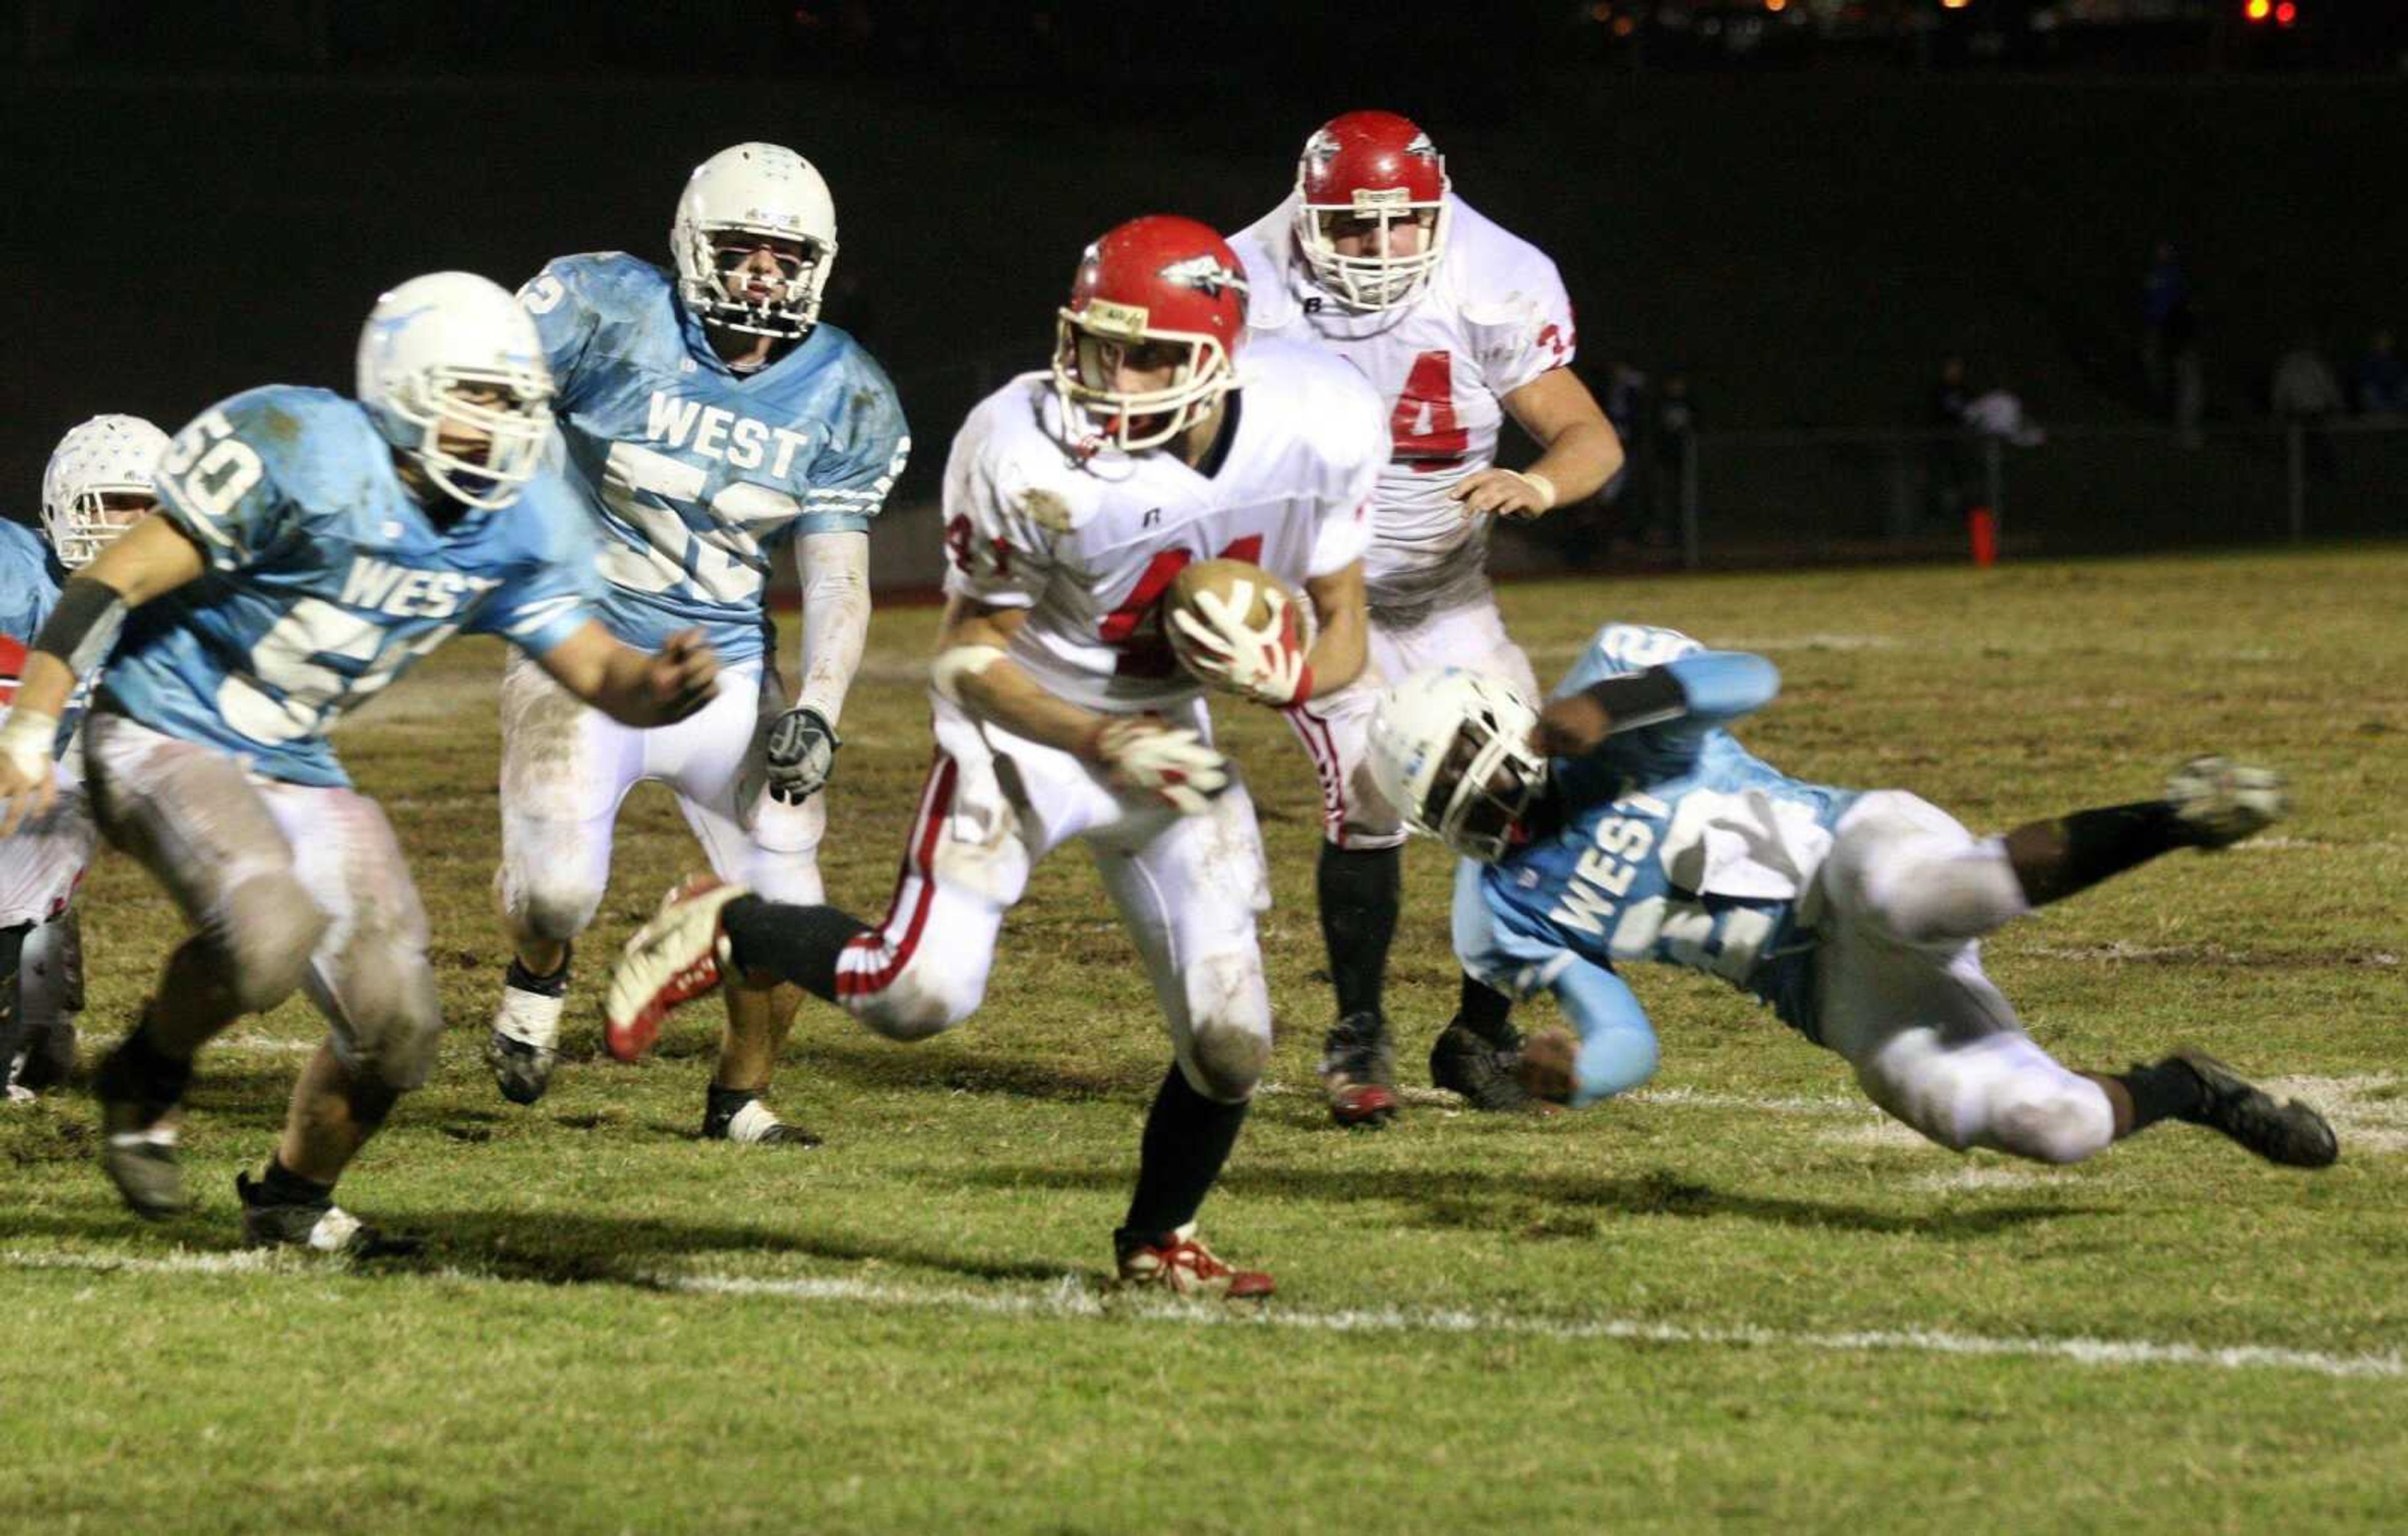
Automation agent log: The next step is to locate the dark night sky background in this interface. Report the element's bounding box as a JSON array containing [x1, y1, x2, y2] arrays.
[[4, 1, 2403, 555]]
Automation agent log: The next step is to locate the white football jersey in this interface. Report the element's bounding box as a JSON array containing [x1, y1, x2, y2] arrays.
[[1228, 195, 1575, 619], [941, 337, 1383, 713]]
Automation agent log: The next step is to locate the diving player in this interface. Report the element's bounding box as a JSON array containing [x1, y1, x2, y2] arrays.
[[602, 215, 1386, 1297], [2, 416, 169, 1098], [1363, 625, 2338, 1169], [0, 273, 722, 1251], [1227, 110, 1624, 1125], [487, 142, 909, 1146]]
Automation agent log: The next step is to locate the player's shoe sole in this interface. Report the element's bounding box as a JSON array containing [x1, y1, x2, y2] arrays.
[[2167, 756, 2287, 849], [2171, 1049, 2338, 1168], [604, 876, 751, 1063]]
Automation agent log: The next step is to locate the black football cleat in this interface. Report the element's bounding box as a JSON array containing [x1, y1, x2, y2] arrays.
[[236, 1172, 423, 1258], [2170, 1049, 2338, 1169], [1429, 1017, 1534, 1112]]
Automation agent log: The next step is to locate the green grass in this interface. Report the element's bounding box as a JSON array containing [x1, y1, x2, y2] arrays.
[[4, 547, 2405, 1533]]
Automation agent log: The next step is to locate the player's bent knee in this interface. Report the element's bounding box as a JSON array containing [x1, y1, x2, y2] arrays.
[[1991, 1085, 2115, 1165], [505, 875, 604, 947], [853, 969, 980, 1043], [1185, 1021, 1270, 1103], [1180, 952, 1273, 1102], [212, 874, 331, 1014]]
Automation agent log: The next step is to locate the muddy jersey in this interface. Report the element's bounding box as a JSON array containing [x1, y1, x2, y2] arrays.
[[1228, 196, 1575, 621], [940, 339, 1383, 713]]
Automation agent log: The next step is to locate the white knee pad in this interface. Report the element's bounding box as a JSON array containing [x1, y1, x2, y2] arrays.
[[853, 964, 983, 1043], [1177, 950, 1272, 1103], [495, 858, 605, 947], [212, 872, 333, 1015], [1988, 1079, 2116, 1165]]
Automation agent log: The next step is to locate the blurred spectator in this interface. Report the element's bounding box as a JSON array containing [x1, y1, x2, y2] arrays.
[[1600, 360, 1650, 502], [1650, 373, 1696, 542], [1965, 382, 2044, 447], [2271, 337, 2344, 479], [2166, 297, 2206, 449], [2353, 329, 2407, 419], [1925, 355, 1973, 522], [2140, 239, 2190, 409]]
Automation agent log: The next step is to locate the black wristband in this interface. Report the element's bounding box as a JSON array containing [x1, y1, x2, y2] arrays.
[[1580, 666, 1689, 734], [31, 575, 130, 681]]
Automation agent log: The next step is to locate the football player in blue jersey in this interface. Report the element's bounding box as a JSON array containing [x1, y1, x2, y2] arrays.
[[485, 142, 909, 1145], [1363, 623, 2338, 1169], [0, 273, 724, 1253], [0, 415, 167, 1100]]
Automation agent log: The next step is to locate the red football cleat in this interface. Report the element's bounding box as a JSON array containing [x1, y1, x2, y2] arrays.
[[1116, 1223, 1274, 1300], [603, 876, 749, 1062]]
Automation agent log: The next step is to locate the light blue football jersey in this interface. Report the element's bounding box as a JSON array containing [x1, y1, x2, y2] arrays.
[[1454, 623, 1861, 1041], [517, 253, 909, 663], [102, 386, 601, 788], [0, 518, 61, 641]]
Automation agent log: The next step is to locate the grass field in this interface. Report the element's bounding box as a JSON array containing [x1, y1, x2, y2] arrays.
[[3, 547, 2404, 1533]]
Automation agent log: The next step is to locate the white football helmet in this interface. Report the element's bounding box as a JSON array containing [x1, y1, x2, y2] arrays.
[[672, 142, 838, 340], [1367, 667, 1548, 862], [357, 271, 554, 510], [40, 413, 169, 569]]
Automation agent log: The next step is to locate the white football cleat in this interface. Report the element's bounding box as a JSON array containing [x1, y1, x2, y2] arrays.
[[604, 876, 751, 1063], [2167, 756, 2288, 848], [1115, 1223, 1274, 1300]]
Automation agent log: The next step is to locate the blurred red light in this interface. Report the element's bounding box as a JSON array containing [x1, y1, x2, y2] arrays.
[[2274, 0, 2296, 22]]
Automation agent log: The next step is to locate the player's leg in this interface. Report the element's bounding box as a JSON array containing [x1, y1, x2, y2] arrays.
[[235, 782, 439, 1254], [1418, 601, 1546, 1108], [488, 649, 636, 1103], [1088, 781, 1275, 1298], [1284, 632, 1406, 1128], [81, 714, 332, 1218], [1820, 791, 2333, 1167], [663, 665, 826, 1145], [2003, 755, 2288, 908], [0, 780, 96, 1097]]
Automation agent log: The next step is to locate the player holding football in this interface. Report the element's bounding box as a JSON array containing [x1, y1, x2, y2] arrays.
[[1227, 110, 1624, 1126], [1363, 624, 2338, 1169], [0, 415, 166, 1100], [485, 143, 907, 1145], [0, 273, 722, 1252], [605, 215, 1386, 1297]]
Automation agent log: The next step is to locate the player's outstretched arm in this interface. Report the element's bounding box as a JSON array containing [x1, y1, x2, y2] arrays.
[[1449, 369, 1624, 521], [1298, 559, 1368, 701], [1532, 651, 1781, 757], [1519, 959, 1660, 1108], [0, 515, 204, 831], [536, 621, 721, 729]]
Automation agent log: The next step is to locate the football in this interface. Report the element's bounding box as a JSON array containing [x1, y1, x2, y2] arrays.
[[1164, 557, 1301, 688]]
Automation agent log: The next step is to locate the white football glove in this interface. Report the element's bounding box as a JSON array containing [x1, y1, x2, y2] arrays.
[[1169, 581, 1313, 708], [1089, 718, 1229, 816]]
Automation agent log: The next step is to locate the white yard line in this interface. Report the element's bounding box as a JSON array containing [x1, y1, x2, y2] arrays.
[[5, 1247, 2397, 1381]]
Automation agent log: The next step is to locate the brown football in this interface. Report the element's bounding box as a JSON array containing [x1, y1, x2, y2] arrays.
[[1164, 557, 1294, 686]]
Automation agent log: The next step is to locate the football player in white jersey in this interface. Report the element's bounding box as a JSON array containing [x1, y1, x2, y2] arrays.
[[1227, 110, 1625, 1126], [602, 215, 1387, 1297], [487, 144, 909, 1145], [0, 415, 166, 1100]]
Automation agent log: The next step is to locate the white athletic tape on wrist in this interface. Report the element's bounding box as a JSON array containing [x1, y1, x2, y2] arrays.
[[931, 644, 1008, 705], [1511, 469, 1558, 510]]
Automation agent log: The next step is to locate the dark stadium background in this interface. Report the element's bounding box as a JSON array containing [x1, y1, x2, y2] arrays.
[[5, 0, 2404, 567]]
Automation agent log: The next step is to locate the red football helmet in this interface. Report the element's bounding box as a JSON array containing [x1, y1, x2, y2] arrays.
[[1054, 215, 1250, 453], [1292, 110, 1451, 312]]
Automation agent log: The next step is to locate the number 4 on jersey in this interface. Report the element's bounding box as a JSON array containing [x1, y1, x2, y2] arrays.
[[1390, 350, 1466, 471]]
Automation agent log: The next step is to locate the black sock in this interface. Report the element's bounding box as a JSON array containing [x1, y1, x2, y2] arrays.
[[1117, 1065, 1249, 1249], [704, 1083, 757, 1130], [505, 944, 572, 996], [1318, 843, 1400, 1019], [2115, 1058, 2207, 1134], [0, 923, 28, 1075], [253, 1155, 334, 1208], [1455, 974, 1516, 1043], [2010, 801, 2196, 907], [94, 1012, 194, 1121], [721, 897, 870, 1002]]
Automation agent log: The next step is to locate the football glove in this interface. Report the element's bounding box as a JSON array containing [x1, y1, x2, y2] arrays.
[[763, 705, 841, 804], [1170, 582, 1313, 708], [1089, 718, 1228, 816]]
